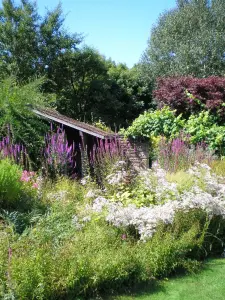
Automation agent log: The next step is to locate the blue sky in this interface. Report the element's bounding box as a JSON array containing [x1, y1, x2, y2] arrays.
[[37, 0, 177, 67]]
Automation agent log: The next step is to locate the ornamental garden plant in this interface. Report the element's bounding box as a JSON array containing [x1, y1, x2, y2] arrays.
[[0, 75, 225, 299], [0, 135, 225, 298]]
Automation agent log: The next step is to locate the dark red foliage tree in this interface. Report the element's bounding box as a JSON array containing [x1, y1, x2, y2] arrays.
[[153, 77, 225, 122]]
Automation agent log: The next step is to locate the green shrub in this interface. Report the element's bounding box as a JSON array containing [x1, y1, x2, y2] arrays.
[[121, 106, 184, 139], [5, 216, 205, 299], [0, 159, 42, 213], [123, 108, 225, 158], [185, 111, 225, 155], [41, 176, 85, 207], [166, 171, 196, 193], [0, 223, 13, 298], [0, 77, 52, 167], [0, 159, 23, 210], [185, 111, 215, 143], [0, 162, 225, 298], [93, 119, 113, 133], [206, 126, 225, 156], [0, 202, 223, 299]]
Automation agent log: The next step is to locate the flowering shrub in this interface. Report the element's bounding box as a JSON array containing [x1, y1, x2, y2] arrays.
[[0, 159, 225, 299], [0, 159, 43, 211], [20, 170, 43, 201], [91, 138, 130, 186], [20, 171, 39, 188], [83, 163, 225, 241]]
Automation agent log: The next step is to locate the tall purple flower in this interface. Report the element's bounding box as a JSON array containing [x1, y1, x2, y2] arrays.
[[158, 136, 214, 173], [0, 135, 28, 168], [43, 125, 76, 177]]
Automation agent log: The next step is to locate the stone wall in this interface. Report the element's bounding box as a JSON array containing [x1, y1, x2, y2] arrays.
[[119, 137, 149, 170]]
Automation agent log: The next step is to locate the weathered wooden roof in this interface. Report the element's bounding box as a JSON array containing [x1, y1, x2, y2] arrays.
[[33, 108, 116, 139]]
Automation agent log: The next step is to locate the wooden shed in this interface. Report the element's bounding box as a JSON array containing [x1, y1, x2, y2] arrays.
[[34, 108, 149, 176], [34, 107, 116, 176]]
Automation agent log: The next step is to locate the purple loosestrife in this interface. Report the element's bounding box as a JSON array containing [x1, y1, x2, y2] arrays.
[[158, 137, 214, 173], [91, 137, 130, 185], [92, 137, 128, 166], [43, 125, 76, 177], [0, 136, 28, 168]]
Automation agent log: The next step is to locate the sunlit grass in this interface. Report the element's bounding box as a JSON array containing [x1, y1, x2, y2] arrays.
[[115, 259, 225, 300], [210, 159, 225, 177]]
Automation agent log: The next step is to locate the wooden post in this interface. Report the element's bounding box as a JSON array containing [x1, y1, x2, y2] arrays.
[[79, 131, 88, 177]]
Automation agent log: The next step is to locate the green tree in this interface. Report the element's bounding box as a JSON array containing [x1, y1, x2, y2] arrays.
[[142, 0, 225, 78], [0, 0, 82, 82], [56, 48, 153, 128], [0, 1, 151, 128], [56, 47, 110, 122], [0, 77, 52, 164], [107, 63, 154, 127]]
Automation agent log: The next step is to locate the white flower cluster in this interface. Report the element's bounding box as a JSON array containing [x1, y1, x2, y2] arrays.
[[80, 175, 91, 186], [105, 160, 129, 186], [46, 190, 69, 201], [106, 170, 128, 185], [186, 163, 224, 199], [85, 189, 97, 199], [86, 196, 122, 214], [139, 162, 225, 204], [71, 215, 84, 230], [138, 164, 179, 203], [86, 163, 225, 241], [106, 201, 177, 240]]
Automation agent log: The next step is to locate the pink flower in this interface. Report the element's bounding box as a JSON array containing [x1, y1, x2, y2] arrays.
[[121, 234, 127, 240], [32, 182, 38, 189], [20, 170, 36, 183], [21, 176, 30, 182]]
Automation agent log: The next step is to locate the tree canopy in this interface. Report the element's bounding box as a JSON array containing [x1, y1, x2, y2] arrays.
[[141, 0, 225, 79], [0, 0, 154, 128], [0, 0, 82, 80]]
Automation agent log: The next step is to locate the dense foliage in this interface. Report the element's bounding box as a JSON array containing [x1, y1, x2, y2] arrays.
[[154, 76, 225, 121], [0, 158, 225, 299], [0, 1, 225, 297], [56, 53, 153, 127], [122, 106, 184, 139], [0, 0, 81, 81], [122, 108, 225, 156], [0, 77, 51, 164], [0, 159, 40, 211], [0, 159, 23, 209], [141, 0, 225, 79], [0, 1, 153, 128]]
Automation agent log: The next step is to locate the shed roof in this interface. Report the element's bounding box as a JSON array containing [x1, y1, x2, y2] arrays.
[[33, 108, 116, 139]]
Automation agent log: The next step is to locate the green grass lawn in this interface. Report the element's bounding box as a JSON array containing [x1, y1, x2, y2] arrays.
[[113, 259, 225, 300]]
